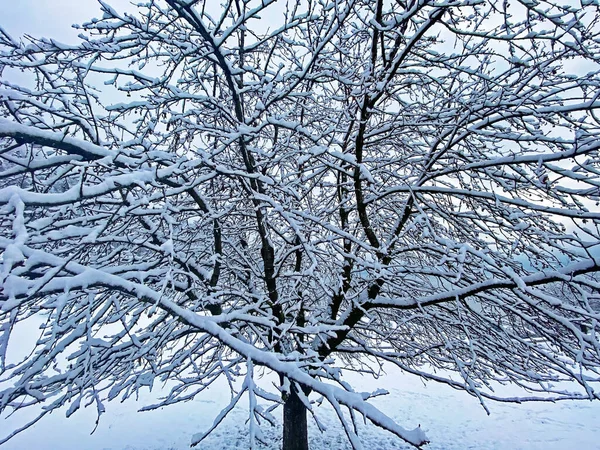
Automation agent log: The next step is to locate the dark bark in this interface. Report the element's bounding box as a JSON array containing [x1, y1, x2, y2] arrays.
[[282, 385, 309, 450]]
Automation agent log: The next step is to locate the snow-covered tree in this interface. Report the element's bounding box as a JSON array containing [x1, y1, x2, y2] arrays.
[[1, 0, 600, 448]]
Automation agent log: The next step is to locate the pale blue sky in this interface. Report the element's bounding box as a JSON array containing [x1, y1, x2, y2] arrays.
[[1, 0, 125, 40]]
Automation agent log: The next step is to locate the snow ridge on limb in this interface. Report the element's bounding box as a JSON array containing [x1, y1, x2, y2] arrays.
[[371, 258, 600, 309], [1, 244, 428, 447], [0, 118, 138, 164]]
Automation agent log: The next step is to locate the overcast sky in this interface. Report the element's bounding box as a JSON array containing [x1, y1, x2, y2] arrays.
[[1, 0, 125, 40], [2, 0, 597, 76]]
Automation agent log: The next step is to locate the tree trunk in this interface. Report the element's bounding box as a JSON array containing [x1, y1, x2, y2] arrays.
[[282, 385, 309, 450]]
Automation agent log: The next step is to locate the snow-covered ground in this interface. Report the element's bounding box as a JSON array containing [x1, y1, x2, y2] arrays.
[[3, 363, 599, 450]]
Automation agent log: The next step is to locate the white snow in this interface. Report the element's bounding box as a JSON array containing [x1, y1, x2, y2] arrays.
[[2, 364, 599, 450]]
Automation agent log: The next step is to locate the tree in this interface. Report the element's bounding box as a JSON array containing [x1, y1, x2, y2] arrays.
[[1, 0, 600, 448]]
